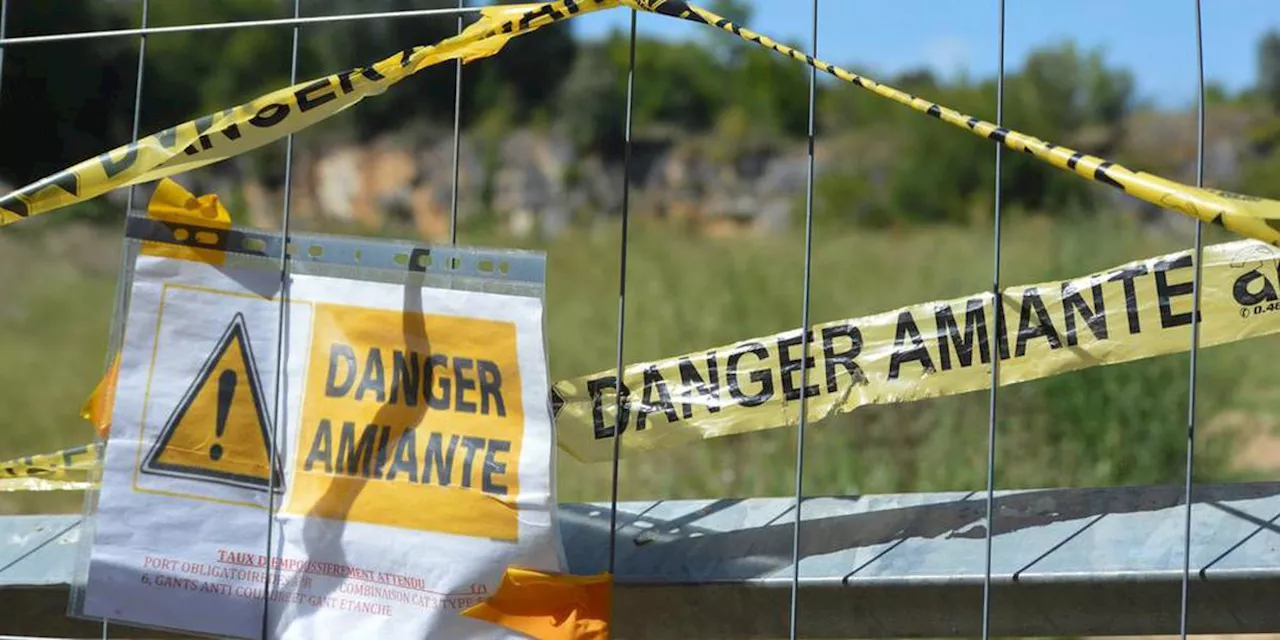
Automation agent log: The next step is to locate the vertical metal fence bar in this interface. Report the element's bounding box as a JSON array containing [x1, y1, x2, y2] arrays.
[[1180, 1, 1208, 637], [981, 1, 1007, 638], [449, 0, 465, 246], [103, 2, 152, 634], [263, 1, 303, 637], [606, 8, 638, 576], [0, 0, 8, 105], [786, 1, 820, 638], [120, 0, 152, 239]]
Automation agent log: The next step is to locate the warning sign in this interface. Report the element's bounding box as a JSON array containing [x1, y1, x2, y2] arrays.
[[281, 303, 524, 540], [114, 280, 297, 509], [141, 313, 283, 492], [83, 236, 560, 640]]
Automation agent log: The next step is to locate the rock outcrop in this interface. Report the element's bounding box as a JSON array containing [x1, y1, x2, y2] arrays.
[[116, 104, 1273, 240]]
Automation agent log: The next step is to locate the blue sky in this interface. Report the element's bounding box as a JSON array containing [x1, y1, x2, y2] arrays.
[[567, 1, 1280, 110]]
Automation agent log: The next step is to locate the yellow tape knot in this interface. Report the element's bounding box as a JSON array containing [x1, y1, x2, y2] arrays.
[[462, 567, 613, 640]]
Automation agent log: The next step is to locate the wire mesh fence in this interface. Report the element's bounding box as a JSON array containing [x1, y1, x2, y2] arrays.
[[2, 0, 1277, 638]]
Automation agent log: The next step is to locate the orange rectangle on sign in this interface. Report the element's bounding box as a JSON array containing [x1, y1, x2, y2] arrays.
[[282, 303, 524, 541]]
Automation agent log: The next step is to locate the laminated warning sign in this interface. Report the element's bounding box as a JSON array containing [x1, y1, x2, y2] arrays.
[[80, 226, 560, 639], [140, 313, 283, 491]]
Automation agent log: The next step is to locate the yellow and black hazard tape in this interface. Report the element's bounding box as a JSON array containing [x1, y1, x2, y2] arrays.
[[3, 0, 1280, 248], [8, 0, 1280, 477], [0, 0, 624, 226], [12, 236, 1280, 476], [634, 0, 1280, 245], [553, 237, 1280, 461], [0, 443, 102, 492]]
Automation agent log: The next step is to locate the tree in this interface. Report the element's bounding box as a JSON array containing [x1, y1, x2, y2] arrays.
[[707, 0, 753, 24], [1259, 30, 1280, 112], [886, 94, 993, 225], [702, 0, 754, 66], [612, 34, 727, 133], [731, 45, 810, 140], [0, 1, 137, 189], [1000, 42, 1134, 216], [556, 41, 625, 154], [302, 0, 461, 136], [144, 0, 314, 131], [477, 0, 580, 125], [1011, 41, 1134, 136]]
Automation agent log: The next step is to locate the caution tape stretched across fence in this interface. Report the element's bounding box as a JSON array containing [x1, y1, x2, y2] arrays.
[[0, 0, 623, 226], [634, 0, 1280, 245], [554, 238, 1280, 461], [6, 0, 1280, 474], [4, 0, 1280, 248], [7, 236, 1280, 476], [0, 443, 101, 491]]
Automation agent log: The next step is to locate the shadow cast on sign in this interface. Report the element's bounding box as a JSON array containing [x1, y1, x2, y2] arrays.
[[557, 482, 1280, 582], [131, 215, 286, 300], [271, 248, 433, 620]]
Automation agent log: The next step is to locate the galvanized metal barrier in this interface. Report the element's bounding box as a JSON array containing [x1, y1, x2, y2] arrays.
[[6, 482, 1280, 638]]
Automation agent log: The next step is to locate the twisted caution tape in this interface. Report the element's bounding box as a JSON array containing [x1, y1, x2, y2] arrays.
[[0, 0, 623, 226], [631, 0, 1280, 246], [3, 0, 1280, 249], [553, 238, 1280, 462], [0, 443, 101, 492], [9, 0, 1280, 476], [12, 237, 1280, 479], [1, 183, 231, 491], [7, 0, 1280, 249]]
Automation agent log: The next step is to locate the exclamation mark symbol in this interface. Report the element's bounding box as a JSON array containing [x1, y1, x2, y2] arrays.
[[210, 370, 237, 461]]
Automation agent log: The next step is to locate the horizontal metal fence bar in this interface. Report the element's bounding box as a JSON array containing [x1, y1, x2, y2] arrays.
[[7, 482, 1280, 638], [0, 6, 476, 46], [123, 216, 547, 285]]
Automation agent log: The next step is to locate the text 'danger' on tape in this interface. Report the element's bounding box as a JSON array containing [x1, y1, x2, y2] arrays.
[[14, 240, 1280, 471], [5, 0, 1280, 250], [553, 239, 1280, 462], [0, 0, 623, 227]]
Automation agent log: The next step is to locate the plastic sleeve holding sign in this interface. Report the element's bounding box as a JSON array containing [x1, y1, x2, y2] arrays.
[[67, 215, 303, 636], [67, 187, 562, 639], [552, 239, 1280, 463]]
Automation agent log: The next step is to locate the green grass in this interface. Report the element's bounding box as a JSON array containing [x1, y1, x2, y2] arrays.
[[545, 215, 1275, 502], [2, 212, 1277, 515]]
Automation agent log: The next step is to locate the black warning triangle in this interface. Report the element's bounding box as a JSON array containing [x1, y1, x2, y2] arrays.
[[141, 313, 283, 492], [550, 387, 566, 419]]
